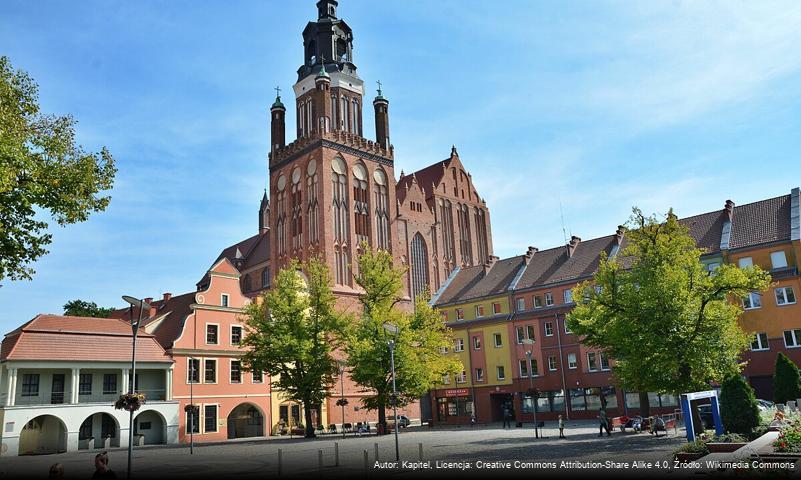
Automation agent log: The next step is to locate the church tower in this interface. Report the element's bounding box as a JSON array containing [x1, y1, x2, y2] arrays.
[[269, 0, 397, 302]]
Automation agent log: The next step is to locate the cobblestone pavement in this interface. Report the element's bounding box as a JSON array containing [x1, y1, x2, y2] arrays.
[[0, 421, 690, 479]]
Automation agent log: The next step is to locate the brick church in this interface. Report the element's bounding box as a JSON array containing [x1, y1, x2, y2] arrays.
[[211, 0, 494, 310]]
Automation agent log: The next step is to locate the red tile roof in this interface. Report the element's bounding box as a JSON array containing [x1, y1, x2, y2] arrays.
[[1, 315, 171, 363], [730, 195, 792, 249]]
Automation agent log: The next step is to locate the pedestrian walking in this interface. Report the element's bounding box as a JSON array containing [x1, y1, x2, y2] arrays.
[[502, 406, 512, 429], [558, 414, 566, 439], [598, 408, 611, 437]]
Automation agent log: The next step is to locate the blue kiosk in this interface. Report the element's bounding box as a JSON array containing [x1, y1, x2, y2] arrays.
[[680, 390, 723, 441]]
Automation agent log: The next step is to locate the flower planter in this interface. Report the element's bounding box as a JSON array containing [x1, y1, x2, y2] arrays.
[[706, 442, 747, 453], [674, 452, 706, 462]]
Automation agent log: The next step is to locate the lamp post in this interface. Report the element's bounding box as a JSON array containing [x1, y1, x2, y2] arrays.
[[122, 295, 150, 480], [382, 322, 400, 462], [338, 360, 346, 439], [522, 339, 539, 439]]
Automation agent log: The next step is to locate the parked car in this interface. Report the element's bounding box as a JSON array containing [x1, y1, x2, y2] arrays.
[[756, 399, 774, 411], [387, 415, 411, 428]]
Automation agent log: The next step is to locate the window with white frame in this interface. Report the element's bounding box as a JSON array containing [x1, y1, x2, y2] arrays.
[[456, 308, 464, 320], [206, 324, 219, 345], [496, 366, 505, 380], [564, 290, 573, 304], [252, 371, 263, 383], [751, 333, 769, 351], [188, 358, 200, 383], [526, 325, 535, 342], [516, 326, 525, 344], [519, 359, 529, 377], [230, 360, 242, 383], [442, 373, 450, 385], [784, 329, 801, 348], [771, 251, 788, 269], [516, 298, 525, 312], [475, 305, 485, 318], [454, 338, 464, 352], [534, 296, 543, 308], [475, 368, 484, 382], [204, 404, 218, 433], [776, 287, 796, 306], [530, 358, 538, 376], [221, 294, 229, 307], [564, 320, 572, 334], [742, 292, 762, 309], [204, 359, 217, 383], [492, 302, 502, 314], [493, 333, 502, 347], [544, 322, 554, 336], [456, 370, 467, 383], [587, 352, 597, 371], [231, 325, 243, 345], [600, 352, 610, 371], [440, 345, 449, 354], [567, 353, 577, 369], [548, 356, 557, 371], [473, 336, 481, 350], [545, 292, 554, 306], [738, 257, 753, 268]]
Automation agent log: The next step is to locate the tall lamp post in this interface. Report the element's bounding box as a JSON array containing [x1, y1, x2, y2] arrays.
[[338, 360, 346, 439], [522, 339, 539, 439], [122, 295, 150, 480], [382, 322, 400, 462]]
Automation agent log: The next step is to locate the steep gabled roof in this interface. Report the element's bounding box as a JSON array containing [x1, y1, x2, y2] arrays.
[[516, 235, 621, 291], [679, 210, 727, 255], [112, 291, 196, 350]]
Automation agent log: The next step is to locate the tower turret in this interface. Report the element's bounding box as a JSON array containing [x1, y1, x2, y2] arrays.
[[373, 81, 390, 149], [270, 88, 286, 153]]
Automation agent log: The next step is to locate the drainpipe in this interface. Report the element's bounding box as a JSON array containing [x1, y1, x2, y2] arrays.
[[555, 313, 569, 420]]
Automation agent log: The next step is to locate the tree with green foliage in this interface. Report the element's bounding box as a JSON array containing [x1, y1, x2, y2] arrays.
[[344, 246, 462, 432], [240, 257, 344, 438], [719, 375, 760, 435], [774, 353, 801, 405], [567, 208, 771, 416], [0, 56, 116, 284], [63, 299, 115, 318]]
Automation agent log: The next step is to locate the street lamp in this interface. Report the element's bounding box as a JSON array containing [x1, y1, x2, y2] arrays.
[[122, 295, 151, 479], [522, 338, 539, 439], [382, 322, 400, 462], [338, 360, 346, 439]]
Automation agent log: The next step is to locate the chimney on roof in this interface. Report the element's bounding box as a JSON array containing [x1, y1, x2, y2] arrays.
[[163, 292, 172, 302], [615, 225, 626, 245], [567, 236, 581, 257], [483, 255, 499, 274], [524, 246, 538, 264], [724, 199, 735, 221]]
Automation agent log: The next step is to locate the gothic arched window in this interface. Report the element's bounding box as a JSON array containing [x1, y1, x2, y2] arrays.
[[475, 207, 488, 264], [353, 163, 370, 245], [261, 268, 271, 289], [290, 167, 302, 251], [373, 168, 390, 250], [410, 233, 430, 302], [276, 174, 287, 256], [332, 157, 350, 285], [440, 199, 455, 274], [306, 159, 319, 245]]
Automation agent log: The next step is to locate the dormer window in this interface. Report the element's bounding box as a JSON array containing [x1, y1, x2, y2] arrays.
[[221, 294, 229, 307]]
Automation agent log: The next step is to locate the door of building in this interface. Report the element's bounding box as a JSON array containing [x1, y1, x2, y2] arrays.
[[51, 374, 65, 404]]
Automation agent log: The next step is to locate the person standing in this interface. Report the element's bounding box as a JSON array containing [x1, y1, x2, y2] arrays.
[[502, 405, 511, 429], [92, 451, 117, 480], [598, 408, 611, 437], [558, 414, 566, 439]]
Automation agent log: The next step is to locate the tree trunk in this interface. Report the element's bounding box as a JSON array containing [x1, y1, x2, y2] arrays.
[[639, 391, 651, 417], [378, 402, 387, 435], [304, 403, 316, 438]]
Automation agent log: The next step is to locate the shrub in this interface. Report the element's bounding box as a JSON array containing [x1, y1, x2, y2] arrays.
[[773, 353, 801, 405], [674, 439, 710, 456], [720, 375, 760, 435], [707, 433, 748, 443]]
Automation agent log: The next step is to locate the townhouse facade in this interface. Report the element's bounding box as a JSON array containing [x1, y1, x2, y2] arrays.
[[0, 316, 179, 456], [430, 189, 801, 424]]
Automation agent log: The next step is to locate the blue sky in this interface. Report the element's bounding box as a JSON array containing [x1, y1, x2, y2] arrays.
[[2, 0, 800, 330]]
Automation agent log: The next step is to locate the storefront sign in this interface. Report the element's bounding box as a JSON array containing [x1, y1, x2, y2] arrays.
[[444, 388, 469, 397]]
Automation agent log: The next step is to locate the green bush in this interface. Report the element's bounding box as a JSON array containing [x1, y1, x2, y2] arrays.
[[773, 353, 801, 405], [674, 439, 710, 456], [707, 433, 748, 443], [720, 375, 760, 435], [773, 420, 801, 453]]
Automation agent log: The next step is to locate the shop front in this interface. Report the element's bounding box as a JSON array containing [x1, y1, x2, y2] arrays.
[[434, 388, 473, 425]]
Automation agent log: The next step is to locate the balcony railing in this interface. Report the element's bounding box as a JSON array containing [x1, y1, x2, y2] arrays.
[[11, 389, 167, 407]]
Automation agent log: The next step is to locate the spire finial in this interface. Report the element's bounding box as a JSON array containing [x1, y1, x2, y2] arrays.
[[274, 85, 281, 99], [376, 79, 383, 96], [451, 145, 458, 157]]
